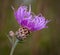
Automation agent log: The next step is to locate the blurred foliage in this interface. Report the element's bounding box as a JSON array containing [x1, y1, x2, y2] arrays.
[[0, 0, 60, 55]]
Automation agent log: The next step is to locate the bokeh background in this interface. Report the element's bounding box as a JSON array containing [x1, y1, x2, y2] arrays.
[[0, 0, 60, 55]]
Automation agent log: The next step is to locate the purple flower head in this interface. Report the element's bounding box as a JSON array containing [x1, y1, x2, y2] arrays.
[[14, 5, 49, 31]]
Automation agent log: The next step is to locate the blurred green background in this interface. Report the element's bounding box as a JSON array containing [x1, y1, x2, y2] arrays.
[[0, 0, 60, 55]]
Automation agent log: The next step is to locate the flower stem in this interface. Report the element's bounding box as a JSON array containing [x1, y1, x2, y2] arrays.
[[10, 39, 19, 55]]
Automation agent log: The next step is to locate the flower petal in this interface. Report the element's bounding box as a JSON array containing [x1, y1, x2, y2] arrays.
[[14, 5, 50, 31]]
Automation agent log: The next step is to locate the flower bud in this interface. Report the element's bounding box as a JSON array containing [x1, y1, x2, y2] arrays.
[[9, 31, 15, 37]]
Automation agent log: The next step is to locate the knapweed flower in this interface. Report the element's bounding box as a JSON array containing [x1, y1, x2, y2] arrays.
[[14, 5, 49, 32], [8, 5, 50, 55]]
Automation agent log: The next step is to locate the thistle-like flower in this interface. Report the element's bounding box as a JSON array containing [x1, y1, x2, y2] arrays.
[[8, 5, 50, 55], [12, 5, 50, 39]]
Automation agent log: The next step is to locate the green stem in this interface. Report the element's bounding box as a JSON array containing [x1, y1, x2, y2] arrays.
[[10, 39, 19, 55], [6, 34, 13, 45]]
